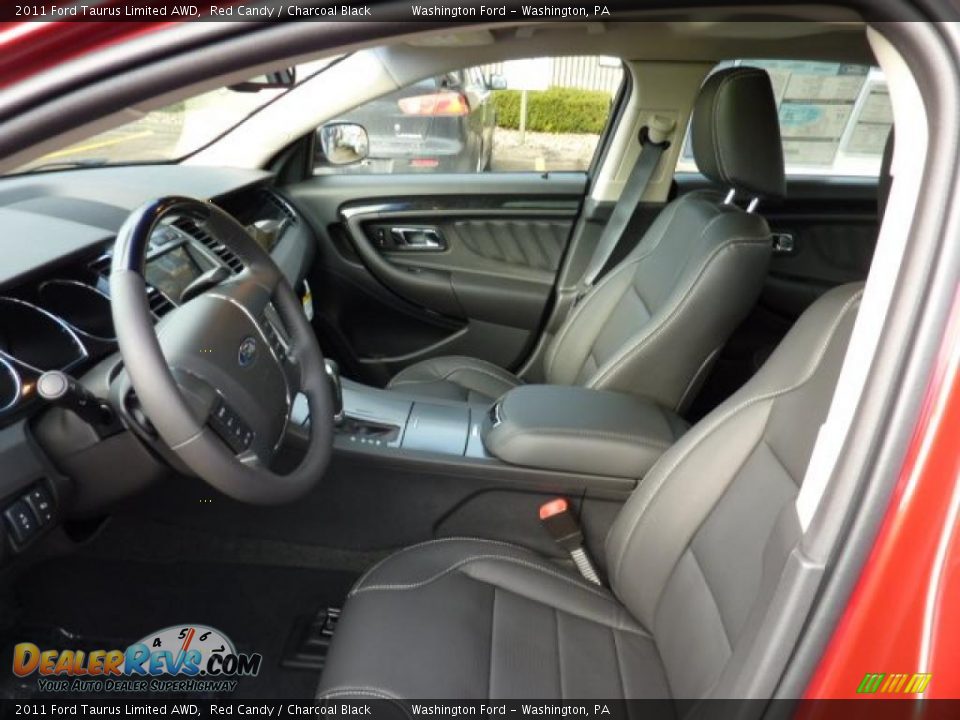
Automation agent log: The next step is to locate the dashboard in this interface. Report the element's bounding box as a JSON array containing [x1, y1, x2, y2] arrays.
[[0, 165, 316, 558], [0, 165, 312, 428]]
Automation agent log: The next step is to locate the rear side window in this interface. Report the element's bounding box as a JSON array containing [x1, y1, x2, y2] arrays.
[[677, 60, 892, 178], [315, 56, 624, 175]]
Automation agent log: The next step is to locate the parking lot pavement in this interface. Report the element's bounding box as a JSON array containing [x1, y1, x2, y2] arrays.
[[490, 128, 600, 172], [22, 115, 184, 170]]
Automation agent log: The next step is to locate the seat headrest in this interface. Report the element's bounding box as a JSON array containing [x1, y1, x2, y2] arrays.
[[878, 130, 894, 220], [691, 67, 786, 200]]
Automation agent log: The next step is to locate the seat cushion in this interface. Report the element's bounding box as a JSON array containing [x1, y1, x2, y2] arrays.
[[317, 538, 671, 700], [387, 356, 521, 404]]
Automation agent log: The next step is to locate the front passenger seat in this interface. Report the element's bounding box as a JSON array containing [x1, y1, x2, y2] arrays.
[[387, 67, 785, 410], [318, 281, 865, 700]]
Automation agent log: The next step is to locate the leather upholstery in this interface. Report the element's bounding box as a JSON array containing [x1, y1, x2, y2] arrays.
[[318, 283, 864, 700], [483, 385, 688, 478], [318, 538, 670, 700], [387, 69, 782, 410], [387, 355, 521, 403], [456, 219, 569, 272], [691, 67, 786, 199], [544, 191, 771, 409]]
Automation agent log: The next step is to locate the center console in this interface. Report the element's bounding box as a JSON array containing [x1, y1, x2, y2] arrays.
[[333, 380, 487, 458], [288, 378, 688, 569], [296, 378, 688, 489]]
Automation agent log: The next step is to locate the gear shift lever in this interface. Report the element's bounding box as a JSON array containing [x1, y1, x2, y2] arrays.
[[324, 358, 344, 424]]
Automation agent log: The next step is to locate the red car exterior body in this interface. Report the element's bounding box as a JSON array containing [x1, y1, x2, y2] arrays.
[[805, 288, 960, 699], [0, 18, 958, 700], [0, 22, 170, 88]]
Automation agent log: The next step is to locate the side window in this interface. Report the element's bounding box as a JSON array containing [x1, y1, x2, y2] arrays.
[[314, 56, 624, 175], [676, 60, 892, 178]]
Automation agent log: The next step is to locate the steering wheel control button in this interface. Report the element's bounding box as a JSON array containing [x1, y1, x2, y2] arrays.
[[210, 399, 255, 453], [25, 486, 54, 524], [4, 500, 39, 545]]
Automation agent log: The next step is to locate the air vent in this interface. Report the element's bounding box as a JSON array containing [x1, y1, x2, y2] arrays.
[[88, 254, 111, 277], [261, 190, 297, 226], [172, 218, 245, 275], [146, 286, 175, 318]]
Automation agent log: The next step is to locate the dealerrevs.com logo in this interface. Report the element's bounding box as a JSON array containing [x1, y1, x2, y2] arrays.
[[12, 625, 262, 694]]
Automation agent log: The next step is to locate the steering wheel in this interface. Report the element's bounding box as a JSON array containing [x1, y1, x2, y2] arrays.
[[110, 196, 333, 504]]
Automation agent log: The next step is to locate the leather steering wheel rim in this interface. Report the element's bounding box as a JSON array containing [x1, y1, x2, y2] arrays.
[[110, 196, 333, 504]]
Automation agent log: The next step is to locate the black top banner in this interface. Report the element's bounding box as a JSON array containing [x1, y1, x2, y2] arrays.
[[0, 0, 933, 23]]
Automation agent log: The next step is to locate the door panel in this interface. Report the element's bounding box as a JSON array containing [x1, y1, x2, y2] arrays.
[[285, 173, 586, 385]]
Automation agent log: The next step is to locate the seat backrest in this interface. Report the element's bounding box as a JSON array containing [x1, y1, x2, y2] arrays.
[[605, 281, 864, 700], [543, 67, 785, 411]]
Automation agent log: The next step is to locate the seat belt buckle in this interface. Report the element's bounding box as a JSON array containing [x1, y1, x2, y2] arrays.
[[539, 498, 601, 585]]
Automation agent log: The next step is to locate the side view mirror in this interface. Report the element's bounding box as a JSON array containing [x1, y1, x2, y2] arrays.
[[317, 123, 370, 166], [488, 74, 508, 91]]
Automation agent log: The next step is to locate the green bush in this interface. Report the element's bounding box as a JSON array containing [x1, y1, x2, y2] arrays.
[[492, 87, 612, 135]]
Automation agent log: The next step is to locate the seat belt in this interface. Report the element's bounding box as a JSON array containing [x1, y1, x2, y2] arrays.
[[577, 115, 676, 300]]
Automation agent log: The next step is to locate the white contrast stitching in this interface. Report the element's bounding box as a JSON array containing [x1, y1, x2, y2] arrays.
[[390, 360, 519, 395], [350, 537, 525, 595], [321, 686, 404, 700], [353, 553, 613, 601]]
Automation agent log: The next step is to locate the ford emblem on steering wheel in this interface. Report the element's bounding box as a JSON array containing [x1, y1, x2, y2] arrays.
[[237, 336, 258, 368]]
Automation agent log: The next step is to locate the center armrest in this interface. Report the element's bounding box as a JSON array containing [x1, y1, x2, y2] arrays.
[[482, 385, 688, 478]]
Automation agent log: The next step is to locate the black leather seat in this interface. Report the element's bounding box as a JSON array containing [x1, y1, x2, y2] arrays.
[[387, 67, 785, 411], [318, 280, 866, 699], [315, 98, 894, 706]]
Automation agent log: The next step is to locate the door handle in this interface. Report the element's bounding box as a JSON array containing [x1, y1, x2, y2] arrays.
[[771, 232, 796, 256], [389, 227, 446, 251]]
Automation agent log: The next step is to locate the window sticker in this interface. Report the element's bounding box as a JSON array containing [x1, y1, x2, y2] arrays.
[[846, 86, 894, 156], [756, 61, 868, 167]]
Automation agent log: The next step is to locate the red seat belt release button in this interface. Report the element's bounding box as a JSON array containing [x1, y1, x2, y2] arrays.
[[538, 498, 601, 585]]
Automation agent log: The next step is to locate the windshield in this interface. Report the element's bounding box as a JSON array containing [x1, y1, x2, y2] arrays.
[[13, 57, 338, 174]]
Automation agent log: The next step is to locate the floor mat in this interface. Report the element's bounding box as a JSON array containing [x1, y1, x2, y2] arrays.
[[1, 556, 357, 699]]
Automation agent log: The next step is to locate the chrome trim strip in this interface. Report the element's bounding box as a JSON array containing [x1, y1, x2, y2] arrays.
[[37, 279, 117, 343], [0, 296, 89, 374], [0, 356, 22, 413]]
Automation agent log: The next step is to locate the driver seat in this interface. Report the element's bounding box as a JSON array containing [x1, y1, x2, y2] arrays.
[[385, 67, 784, 411], [316, 281, 864, 700]]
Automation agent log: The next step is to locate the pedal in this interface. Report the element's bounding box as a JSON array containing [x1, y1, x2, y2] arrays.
[[281, 607, 341, 670]]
